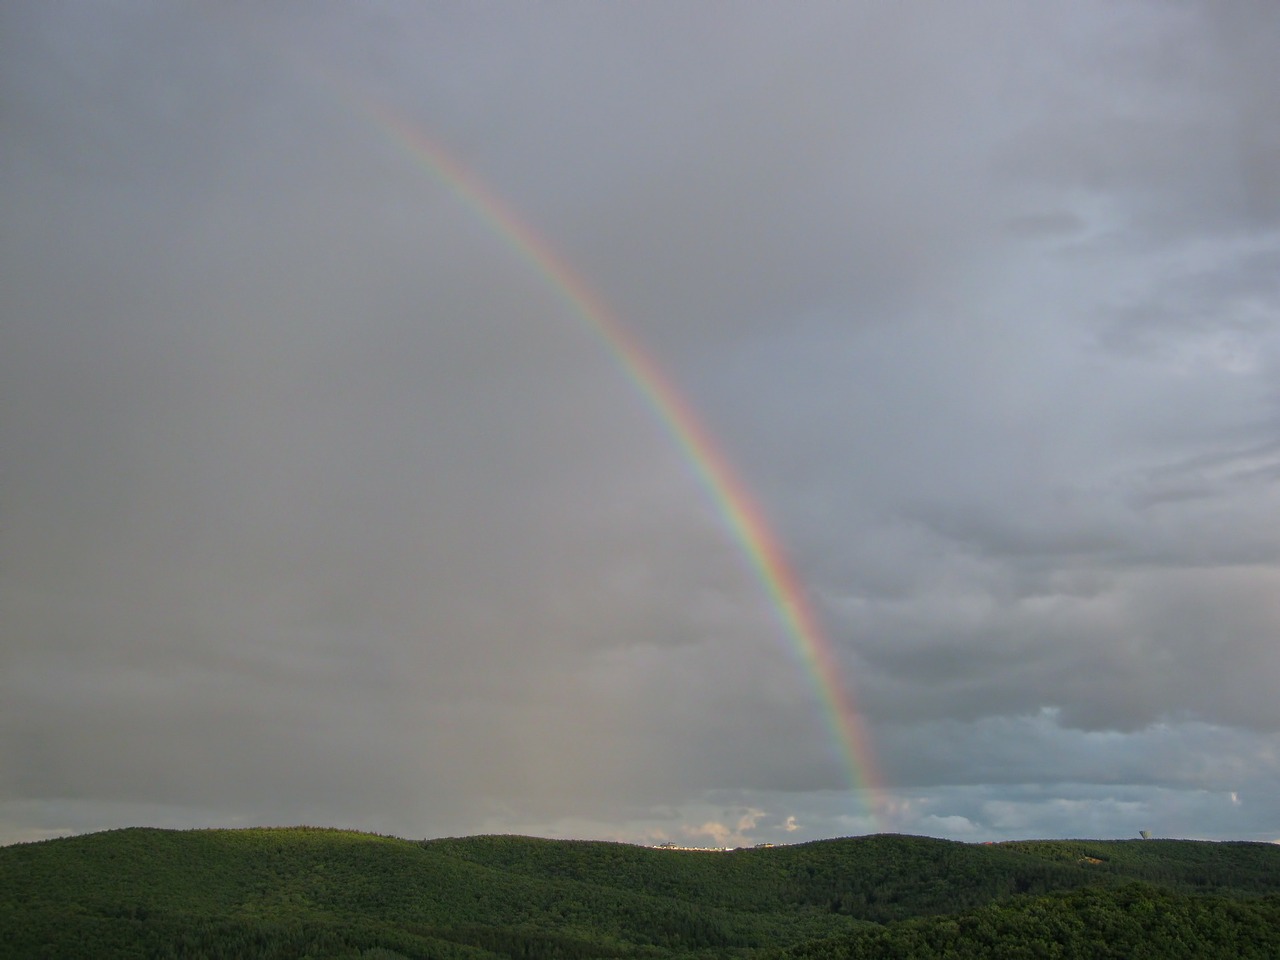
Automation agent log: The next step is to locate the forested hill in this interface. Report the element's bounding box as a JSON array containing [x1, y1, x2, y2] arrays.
[[2, 828, 1278, 959]]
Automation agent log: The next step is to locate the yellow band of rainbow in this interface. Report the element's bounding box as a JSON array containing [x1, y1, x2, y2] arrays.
[[345, 88, 885, 832]]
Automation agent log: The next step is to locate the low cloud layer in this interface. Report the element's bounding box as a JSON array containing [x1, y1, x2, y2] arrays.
[[3, 1, 1279, 847]]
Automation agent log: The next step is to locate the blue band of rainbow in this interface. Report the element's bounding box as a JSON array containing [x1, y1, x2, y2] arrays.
[[343, 86, 884, 832]]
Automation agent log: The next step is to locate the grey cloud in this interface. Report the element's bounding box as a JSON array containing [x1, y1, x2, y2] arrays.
[[878, 713, 1279, 792], [995, 1, 1280, 238], [836, 560, 1280, 736], [4, 1, 1279, 848], [1002, 212, 1088, 240]]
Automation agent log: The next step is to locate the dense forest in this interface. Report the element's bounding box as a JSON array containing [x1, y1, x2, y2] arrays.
[[2, 827, 1278, 958]]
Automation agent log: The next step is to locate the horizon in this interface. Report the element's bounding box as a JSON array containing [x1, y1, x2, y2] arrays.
[[6, 821, 1277, 851]]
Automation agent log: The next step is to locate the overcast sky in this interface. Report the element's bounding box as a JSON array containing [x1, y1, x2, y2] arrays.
[[3, 1, 1279, 848]]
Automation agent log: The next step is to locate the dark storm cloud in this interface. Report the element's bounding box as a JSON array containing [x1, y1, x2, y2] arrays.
[[3, 1, 1279, 846]]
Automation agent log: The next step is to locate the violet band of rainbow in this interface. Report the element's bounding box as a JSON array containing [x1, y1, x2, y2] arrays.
[[344, 88, 885, 831]]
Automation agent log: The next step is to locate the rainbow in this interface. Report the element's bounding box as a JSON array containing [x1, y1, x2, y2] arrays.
[[348, 91, 885, 830]]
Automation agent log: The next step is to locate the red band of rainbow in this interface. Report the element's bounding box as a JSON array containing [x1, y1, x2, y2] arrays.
[[342, 88, 885, 832]]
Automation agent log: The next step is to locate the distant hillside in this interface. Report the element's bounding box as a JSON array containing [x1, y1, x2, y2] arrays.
[[2, 828, 1278, 958]]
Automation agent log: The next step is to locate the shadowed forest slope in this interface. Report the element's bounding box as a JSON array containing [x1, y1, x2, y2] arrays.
[[2, 828, 1279, 958]]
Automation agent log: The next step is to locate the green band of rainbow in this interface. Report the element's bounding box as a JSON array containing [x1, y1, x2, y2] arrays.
[[349, 92, 884, 830]]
